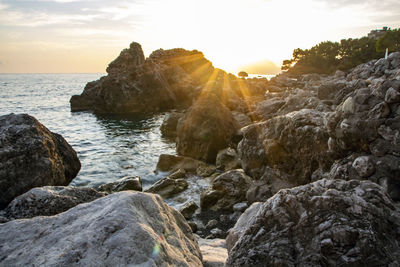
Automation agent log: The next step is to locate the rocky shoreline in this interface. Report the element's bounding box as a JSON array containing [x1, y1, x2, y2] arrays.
[[1, 42, 400, 266]]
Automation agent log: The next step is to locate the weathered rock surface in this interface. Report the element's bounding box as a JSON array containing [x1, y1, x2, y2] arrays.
[[0, 192, 202, 266], [1, 186, 104, 221], [177, 95, 239, 163], [226, 179, 400, 266], [179, 200, 199, 219], [201, 169, 252, 211], [70, 42, 214, 113], [0, 113, 81, 209], [238, 109, 332, 191], [99, 176, 142, 193]]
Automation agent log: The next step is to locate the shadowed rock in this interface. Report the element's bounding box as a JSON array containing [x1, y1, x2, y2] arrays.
[[70, 42, 214, 113], [0, 113, 81, 209]]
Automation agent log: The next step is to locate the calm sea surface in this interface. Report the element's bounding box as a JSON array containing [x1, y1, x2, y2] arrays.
[[0, 73, 176, 189]]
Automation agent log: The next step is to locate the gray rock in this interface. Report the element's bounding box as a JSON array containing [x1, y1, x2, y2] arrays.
[[232, 202, 248, 213], [0, 113, 81, 208], [0, 192, 202, 266], [226, 179, 400, 266], [145, 177, 188, 198], [1, 186, 104, 221], [226, 202, 262, 252], [238, 109, 331, 188], [352, 156, 375, 178], [99, 176, 142, 193], [385, 87, 400, 103], [201, 170, 252, 211], [216, 148, 241, 171], [179, 201, 198, 219]]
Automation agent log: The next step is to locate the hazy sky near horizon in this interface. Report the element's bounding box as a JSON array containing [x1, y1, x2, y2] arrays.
[[0, 0, 399, 73]]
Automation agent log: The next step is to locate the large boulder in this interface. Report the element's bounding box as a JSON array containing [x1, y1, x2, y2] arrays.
[[177, 95, 239, 163], [0, 113, 81, 209], [70, 42, 214, 113], [0, 192, 202, 266], [1, 186, 104, 221], [99, 176, 142, 193], [238, 109, 332, 189], [200, 169, 252, 211], [160, 112, 184, 139], [226, 179, 400, 266]]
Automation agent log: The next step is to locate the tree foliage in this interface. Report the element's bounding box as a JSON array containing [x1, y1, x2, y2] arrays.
[[238, 71, 248, 78], [377, 29, 400, 52], [281, 29, 400, 75]]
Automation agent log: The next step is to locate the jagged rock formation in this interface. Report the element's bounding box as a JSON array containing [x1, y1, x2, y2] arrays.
[[226, 179, 400, 266], [0, 192, 202, 266], [70, 42, 214, 113], [0, 113, 81, 208]]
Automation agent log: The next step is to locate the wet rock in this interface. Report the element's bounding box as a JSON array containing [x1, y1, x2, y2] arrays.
[[145, 177, 188, 198], [1, 186, 104, 221], [198, 237, 228, 267], [99, 176, 142, 193], [160, 112, 183, 138], [179, 201, 198, 219], [0, 113, 81, 209], [177, 95, 239, 163], [216, 148, 241, 171], [156, 154, 207, 174], [200, 170, 252, 211], [0, 192, 202, 266], [226, 179, 400, 266], [71, 43, 214, 113]]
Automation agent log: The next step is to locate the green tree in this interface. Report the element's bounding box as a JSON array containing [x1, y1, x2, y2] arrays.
[[238, 71, 248, 78], [377, 29, 400, 52]]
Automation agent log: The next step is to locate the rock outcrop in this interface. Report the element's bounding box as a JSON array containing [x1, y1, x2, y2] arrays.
[[201, 169, 252, 211], [0, 113, 81, 208], [0, 192, 202, 266], [1, 186, 104, 221], [70, 42, 214, 113], [226, 179, 400, 266], [238, 109, 331, 193], [177, 94, 239, 163]]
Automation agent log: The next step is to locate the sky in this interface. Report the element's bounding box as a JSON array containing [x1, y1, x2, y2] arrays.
[[0, 0, 399, 74]]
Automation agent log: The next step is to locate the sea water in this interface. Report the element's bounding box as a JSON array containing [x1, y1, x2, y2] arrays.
[[0, 73, 176, 189]]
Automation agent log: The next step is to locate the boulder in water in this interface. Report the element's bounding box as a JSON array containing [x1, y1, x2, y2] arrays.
[[0, 113, 81, 209]]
